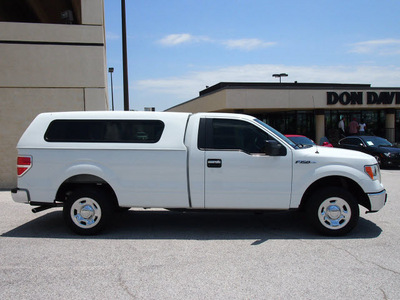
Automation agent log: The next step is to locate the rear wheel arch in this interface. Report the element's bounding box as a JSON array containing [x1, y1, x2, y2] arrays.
[[56, 174, 118, 208]]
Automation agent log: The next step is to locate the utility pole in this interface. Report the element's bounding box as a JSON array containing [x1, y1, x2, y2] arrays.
[[121, 0, 130, 110]]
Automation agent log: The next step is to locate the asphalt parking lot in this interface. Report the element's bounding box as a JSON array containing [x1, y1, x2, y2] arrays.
[[1, 169, 400, 300]]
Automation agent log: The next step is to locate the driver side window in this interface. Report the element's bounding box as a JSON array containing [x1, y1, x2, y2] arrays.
[[200, 118, 273, 154]]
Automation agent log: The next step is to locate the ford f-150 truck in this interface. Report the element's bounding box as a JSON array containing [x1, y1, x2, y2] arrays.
[[11, 111, 387, 235]]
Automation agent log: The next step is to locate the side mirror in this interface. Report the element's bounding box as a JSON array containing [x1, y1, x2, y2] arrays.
[[265, 140, 287, 156]]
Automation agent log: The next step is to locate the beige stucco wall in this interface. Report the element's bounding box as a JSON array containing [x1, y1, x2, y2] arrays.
[[168, 90, 228, 113], [0, 22, 104, 43], [0, 44, 106, 88], [82, 0, 105, 25], [0, 88, 84, 188], [0, 0, 108, 188], [168, 89, 333, 113], [227, 89, 400, 110]]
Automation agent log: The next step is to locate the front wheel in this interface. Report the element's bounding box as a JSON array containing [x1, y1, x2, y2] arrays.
[[307, 187, 359, 236], [63, 188, 113, 235]]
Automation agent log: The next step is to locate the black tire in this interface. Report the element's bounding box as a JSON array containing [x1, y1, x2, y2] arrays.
[[307, 187, 359, 236], [63, 188, 113, 235]]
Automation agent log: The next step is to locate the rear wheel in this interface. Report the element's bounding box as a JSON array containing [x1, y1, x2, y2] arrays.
[[307, 187, 359, 236], [63, 188, 113, 235]]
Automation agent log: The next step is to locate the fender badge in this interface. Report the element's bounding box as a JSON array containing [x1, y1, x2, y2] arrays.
[[295, 160, 317, 164]]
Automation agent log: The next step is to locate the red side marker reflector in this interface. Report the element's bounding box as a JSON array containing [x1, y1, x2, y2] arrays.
[[17, 156, 32, 176]]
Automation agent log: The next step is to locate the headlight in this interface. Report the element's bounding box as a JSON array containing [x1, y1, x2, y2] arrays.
[[365, 164, 381, 182], [383, 152, 393, 158]]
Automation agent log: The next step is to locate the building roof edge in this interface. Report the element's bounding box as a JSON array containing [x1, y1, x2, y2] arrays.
[[199, 82, 374, 97]]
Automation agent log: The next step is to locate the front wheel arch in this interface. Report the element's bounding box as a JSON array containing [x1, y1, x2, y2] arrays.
[[300, 176, 370, 212]]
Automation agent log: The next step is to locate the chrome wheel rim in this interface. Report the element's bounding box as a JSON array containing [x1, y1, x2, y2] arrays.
[[70, 197, 102, 229], [318, 197, 351, 230]]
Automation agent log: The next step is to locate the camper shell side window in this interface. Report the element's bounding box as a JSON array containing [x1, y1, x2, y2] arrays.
[[44, 119, 165, 143]]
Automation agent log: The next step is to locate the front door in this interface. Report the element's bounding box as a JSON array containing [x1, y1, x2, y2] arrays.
[[201, 118, 292, 209]]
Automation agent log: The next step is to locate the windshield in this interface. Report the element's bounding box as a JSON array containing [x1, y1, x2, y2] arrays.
[[254, 119, 298, 149], [287, 136, 315, 146], [363, 136, 393, 147]]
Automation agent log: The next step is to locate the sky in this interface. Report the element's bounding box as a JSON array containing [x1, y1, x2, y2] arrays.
[[104, 0, 400, 111]]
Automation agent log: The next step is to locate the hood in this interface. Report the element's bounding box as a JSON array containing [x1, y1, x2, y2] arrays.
[[294, 145, 377, 165]]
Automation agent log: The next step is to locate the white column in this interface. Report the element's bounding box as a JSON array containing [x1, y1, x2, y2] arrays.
[[315, 111, 325, 145], [385, 109, 395, 143]]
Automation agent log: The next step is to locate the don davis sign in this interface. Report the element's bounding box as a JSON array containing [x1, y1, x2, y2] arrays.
[[327, 91, 400, 105]]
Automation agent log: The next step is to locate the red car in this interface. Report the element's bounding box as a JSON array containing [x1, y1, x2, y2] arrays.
[[285, 135, 333, 147]]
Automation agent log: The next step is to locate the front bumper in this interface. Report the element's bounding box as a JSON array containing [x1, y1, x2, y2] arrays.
[[367, 189, 387, 212], [11, 188, 30, 204]]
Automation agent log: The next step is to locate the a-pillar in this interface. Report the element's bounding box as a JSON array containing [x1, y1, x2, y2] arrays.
[[315, 110, 325, 145], [385, 109, 396, 143]]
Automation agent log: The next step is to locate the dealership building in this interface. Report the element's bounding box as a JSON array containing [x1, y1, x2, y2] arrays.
[[167, 82, 400, 145]]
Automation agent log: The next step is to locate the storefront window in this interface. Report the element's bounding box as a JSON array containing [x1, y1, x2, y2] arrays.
[[325, 110, 386, 143], [254, 111, 315, 139], [396, 110, 400, 144], [255, 109, 394, 145]]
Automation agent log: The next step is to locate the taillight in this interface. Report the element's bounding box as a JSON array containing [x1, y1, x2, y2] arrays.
[[17, 155, 32, 177]]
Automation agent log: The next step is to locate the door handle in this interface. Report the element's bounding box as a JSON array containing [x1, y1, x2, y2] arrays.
[[207, 159, 222, 168]]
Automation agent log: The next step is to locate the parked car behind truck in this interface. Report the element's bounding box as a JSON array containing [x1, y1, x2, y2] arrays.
[[12, 112, 387, 235], [285, 134, 333, 147], [338, 135, 400, 168]]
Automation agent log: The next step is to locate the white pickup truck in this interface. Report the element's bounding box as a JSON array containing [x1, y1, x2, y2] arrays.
[[12, 111, 387, 235]]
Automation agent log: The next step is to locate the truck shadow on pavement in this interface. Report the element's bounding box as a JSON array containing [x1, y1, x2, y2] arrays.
[[2, 209, 382, 242]]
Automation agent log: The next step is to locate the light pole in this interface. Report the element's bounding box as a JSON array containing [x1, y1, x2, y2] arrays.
[[272, 73, 288, 83], [108, 67, 114, 111]]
